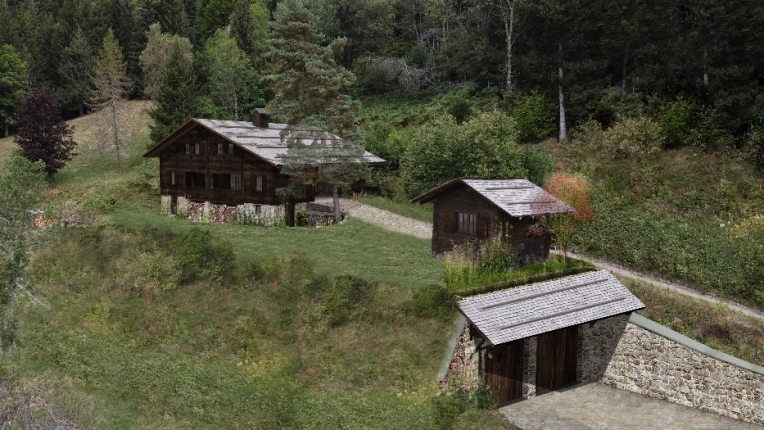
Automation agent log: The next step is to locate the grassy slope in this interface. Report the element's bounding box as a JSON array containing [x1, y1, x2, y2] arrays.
[[4, 102, 513, 428]]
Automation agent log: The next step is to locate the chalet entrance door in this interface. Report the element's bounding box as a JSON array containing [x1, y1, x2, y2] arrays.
[[484, 340, 524, 405], [536, 325, 578, 394]]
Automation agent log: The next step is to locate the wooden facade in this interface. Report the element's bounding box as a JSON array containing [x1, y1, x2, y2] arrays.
[[536, 326, 578, 394], [427, 184, 552, 260], [484, 341, 525, 404]]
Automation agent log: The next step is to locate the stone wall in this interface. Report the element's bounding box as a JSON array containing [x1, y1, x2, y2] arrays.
[[440, 323, 483, 393], [580, 314, 764, 425]]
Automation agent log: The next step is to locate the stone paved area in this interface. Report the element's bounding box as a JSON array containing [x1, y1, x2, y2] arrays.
[[499, 382, 763, 430], [314, 197, 432, 239]]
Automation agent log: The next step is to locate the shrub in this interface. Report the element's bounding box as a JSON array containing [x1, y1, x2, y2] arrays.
[[479, 236, 521, 274], [322, 276, 378, 326], [602, 116, 664, 158], [172, 228, 235, 281], [514, 89, 554, 142], [408, 284, 456, 319], [660, 96, 696, 148], [522, 147, 556, 186], [116, 250, 182, 296]]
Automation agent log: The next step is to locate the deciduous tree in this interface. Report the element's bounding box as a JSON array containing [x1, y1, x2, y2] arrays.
[[541, 173, 593, 259], [0, 44, 27, 137], [90, 29, 131, 168], [13, 87, 76, 178]]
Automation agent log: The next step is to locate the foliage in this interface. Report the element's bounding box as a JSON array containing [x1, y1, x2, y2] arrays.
[[115, 250, 181, 296], [522, 146, 556, 186], [514, 89, 554, 142], [0, 151, 46, 355], [139, 24, 194, 100], [229, 0, 268, 70], [542, 173, 594, 258], [322, 275, 379, 326], [89, 29, 131, 168], [171, 228, 235, 281], [731, 215, 764, 304], [407, 284, 456, 320], [0, 44, 27, 136], [199, 29, 261, 121], [13, 87, 77, 177], [602, 116, 664, 158], [401, 111, 527, 195], [659, 96, 697, 148], [148, 37, 198, 143], [57, 29, 94, 115]]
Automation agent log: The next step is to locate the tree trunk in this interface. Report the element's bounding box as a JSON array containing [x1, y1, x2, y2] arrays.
[[621, 49, 628, 98], [285, 199, 295, 227], [332, 185, 342, 222], [79, 104, 84, 117], [4, 123, 8, 137], [503, 0, 515, 93], [111, 101, 123, 168], [558, 42, 568, 141], [703, 46, 709, 85]]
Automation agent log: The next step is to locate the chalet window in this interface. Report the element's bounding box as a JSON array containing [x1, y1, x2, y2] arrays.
[[217, 143, 223, 155], [231, 174, 241, 191], [195, 143, 200, 155], [457, 212, 477, 235], [210, 174, 231, 190], [228, 143, 235, 155], [185, 172, 205, 188], [185, 143, 190, 154], [255, 205, 261, 214], [256, 175, 263, 192], [171, 171, 176, 185]]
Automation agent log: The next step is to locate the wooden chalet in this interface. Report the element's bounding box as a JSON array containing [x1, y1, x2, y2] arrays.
[[143, 110, 386, 216], [457, 270, 645, 405], [411, 178, 574, 260]]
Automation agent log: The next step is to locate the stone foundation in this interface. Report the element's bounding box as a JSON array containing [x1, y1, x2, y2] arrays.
[[159, 196, 283, 226], [441, 323, 483, 393], [236, 203, 284, 227]]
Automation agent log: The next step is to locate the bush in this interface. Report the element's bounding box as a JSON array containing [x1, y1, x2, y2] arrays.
[[603, 116, 664, 158], [660, 96, 696, 148], [514, 89, 554, 142], [322, 276, 379, 326], [172, 228, 235, 281], [408, 284, 456, 319], [116, 250, 182, 296], [522, 147, 556, 186]]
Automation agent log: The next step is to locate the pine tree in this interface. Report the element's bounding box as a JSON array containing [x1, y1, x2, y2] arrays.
[[265, 0, 366, 222], [90, 29, 131, 168], [58, 28, 94, 116], [149, 38, 198, 143], [108, 0, 141, 93], [0, 44, 28, 137], [13, 86, 77, 178], [229, 0, 268, 70]]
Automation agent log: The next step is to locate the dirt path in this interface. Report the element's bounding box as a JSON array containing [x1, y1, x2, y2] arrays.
[[329, 197, 764, 321]]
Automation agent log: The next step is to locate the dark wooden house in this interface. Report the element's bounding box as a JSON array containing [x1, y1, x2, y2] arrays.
[[143, 110, 386, 214], [411, 178, 574, 260], [457, 270, 644, 405]]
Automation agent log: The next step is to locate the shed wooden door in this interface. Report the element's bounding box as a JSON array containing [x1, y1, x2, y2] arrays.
[[536, 326, 578, 394], [484, 341, 524, 405]]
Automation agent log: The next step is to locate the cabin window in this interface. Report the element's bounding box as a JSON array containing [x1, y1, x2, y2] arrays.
[[228, 143, 235, 155], [185, 172, 205, 188], [231, 174, 241, 191], [170, 171, 176, 185], [457, 212, 477, 235], [256, 175, 263, 192], [255, 205, 261, 214], [210, 174, 231, 190], [195, 143, 200, 155], [217, 143, 223, 155], [185, 143, 190, 154]]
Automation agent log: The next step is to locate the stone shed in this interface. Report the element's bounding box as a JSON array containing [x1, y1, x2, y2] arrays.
[[410, 178, 573, 260], [440, 270, 764, 425]]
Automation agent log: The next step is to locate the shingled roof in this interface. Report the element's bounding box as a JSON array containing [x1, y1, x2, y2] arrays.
[[143, 118, 387, 166], [410, 178, 574, 217], [457, 270, 645, 346]]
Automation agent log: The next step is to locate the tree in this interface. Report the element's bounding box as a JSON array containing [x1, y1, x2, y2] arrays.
[[148, 37, 198, 143], [541, 173, 593, 259], [108, 0, 141, 93], [0, 44, 28, 137], [138, 0, 191, 40], [139, 24, 193, 100], [229, 0, 268, 70], [200, 29, 259, 120], [0, 151, 46, 356], [90, 29, 131, 168], [58, 28, 94, 116], [14, 87, 77, 178], [265, 0, 365, 222]]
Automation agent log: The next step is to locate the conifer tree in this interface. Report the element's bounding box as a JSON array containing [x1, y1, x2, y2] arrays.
[[58, 29, 94, 117], [229, 0, 268, 70], [0, 44, 27, 137], [200, 29, 258, 120], [90, 29, 131, 168], [148, 38, 198, 142], [265, 0, 366, 222], [13, 87, 77, 178], [139, 24, 193, 100]]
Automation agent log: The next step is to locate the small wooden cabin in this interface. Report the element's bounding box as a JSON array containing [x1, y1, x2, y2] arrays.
[[411, 178, 574, 260], [456, 270, 645, 405], [143, 110, 386, 215]]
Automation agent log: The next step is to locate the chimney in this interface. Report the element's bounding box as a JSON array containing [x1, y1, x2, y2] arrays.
[[252, 108, 269, 128]]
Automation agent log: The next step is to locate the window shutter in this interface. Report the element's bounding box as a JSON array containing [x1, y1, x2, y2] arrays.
[[477, 215, 489, 239]]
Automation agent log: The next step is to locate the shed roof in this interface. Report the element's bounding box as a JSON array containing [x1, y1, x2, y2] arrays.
[[457, 270, 645, 346], [143, 118, 387, 167], [410, 178, 573, 217]]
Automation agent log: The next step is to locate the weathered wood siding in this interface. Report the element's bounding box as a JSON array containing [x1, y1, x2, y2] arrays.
[[431, 185, 551, 259], [485, 340, 524, 405], [157, 126, 312, 205], [536, 325, 578, 394]]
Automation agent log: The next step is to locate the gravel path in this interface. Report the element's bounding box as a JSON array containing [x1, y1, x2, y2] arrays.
[[320, 197, 764, 321]]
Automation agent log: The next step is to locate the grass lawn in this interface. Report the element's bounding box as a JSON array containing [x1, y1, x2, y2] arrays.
[[355, 195, 434, 224]]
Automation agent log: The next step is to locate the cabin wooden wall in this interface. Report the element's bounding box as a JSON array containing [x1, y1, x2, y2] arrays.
[[431, 185, 552, 259], [157, 126, 312, 205]]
